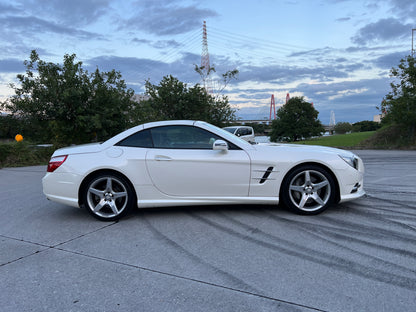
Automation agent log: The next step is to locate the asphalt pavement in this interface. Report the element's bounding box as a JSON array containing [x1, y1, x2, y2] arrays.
[[1, 150, 416, 312]]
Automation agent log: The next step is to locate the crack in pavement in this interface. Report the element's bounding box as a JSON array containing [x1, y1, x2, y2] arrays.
[[0, 222, 326, 312], [0, 221, 118, 267]]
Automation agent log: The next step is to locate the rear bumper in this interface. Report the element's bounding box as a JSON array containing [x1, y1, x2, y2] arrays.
[[42, 172, 81, 208]]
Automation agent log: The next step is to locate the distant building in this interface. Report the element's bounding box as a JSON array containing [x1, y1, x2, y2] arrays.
[[373, 113, 386, 123]]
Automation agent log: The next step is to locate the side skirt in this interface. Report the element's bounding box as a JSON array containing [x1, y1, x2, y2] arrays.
[[137, 197, 279, 208]]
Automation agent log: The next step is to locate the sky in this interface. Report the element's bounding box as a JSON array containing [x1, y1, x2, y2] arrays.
[[1, 0, 415, 124]]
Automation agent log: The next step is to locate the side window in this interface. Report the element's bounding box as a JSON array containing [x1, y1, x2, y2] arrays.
[[151, 125, 237, 149], [116, 129, 153, 148], [243, 128, 253, 136], [238, 128, 250, 136]]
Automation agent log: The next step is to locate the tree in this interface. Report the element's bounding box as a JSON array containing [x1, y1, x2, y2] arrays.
[[381, 55, 416, 140], [0, 115, 24, 139], [1, 50, 136, 144], [194, 65, 239, 100], [334, 122, 352, 134], [141, 75, 235, 126], [270, 97, 324, 142], [352, 120, 381, 132]]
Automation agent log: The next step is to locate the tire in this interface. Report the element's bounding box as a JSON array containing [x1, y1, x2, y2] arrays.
[[280, 165, 336, 215], [81, 172, 135, 221]]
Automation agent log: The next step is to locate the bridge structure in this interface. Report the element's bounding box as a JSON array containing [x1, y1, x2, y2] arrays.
[[234, 93, 335, 133], [233, 119, 334, 132]]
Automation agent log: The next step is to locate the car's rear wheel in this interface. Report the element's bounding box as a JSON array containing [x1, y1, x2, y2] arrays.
[[281, 165, 336, 215], [81, 173, 135, 221]]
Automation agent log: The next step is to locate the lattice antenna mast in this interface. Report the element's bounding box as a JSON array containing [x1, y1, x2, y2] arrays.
[[269, 94, 276, 120], [201, 21, 212, 92], [329, 110, 336, 127]]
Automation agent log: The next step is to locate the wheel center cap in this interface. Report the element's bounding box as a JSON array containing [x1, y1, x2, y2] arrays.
[[105, 193, 113, 201], [305, 186, 313, 194]]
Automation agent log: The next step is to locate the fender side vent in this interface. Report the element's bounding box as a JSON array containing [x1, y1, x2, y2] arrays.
[[259, 167, 274, 184]]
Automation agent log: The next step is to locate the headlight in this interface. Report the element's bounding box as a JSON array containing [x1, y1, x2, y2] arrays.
[[339, 154, 359, 170]]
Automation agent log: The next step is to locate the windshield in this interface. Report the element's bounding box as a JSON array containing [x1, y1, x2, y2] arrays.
[[223, 127, 237, 134], [201, 122, 252, 147]]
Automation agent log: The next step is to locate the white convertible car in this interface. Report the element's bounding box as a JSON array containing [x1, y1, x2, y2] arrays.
[[43, 120, 365, 221]]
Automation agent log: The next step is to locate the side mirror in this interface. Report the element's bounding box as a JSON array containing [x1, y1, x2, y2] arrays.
[[213, 139, 228, 151]]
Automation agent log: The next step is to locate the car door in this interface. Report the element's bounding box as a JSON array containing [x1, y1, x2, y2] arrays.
[[236, 127, 255, 142], [145, 125, 251, 197]]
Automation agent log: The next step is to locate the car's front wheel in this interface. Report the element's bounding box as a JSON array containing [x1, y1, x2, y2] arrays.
[[281, 165, 336, 215], [81, 173, 135, 221]]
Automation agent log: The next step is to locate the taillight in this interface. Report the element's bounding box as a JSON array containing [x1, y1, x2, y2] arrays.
[[47, 155, 68, 172]]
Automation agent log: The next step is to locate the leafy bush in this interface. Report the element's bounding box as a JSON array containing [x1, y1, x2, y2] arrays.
[[0, 141, 55, 168], [0, 144, 12, 162], [352, 120, 381, 132], [359, 124, 416, 149], [334, 122, 352, 134], [1, 50, 135, 145]]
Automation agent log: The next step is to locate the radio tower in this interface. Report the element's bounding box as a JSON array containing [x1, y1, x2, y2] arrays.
[[201, 21, 212, 92], [329, 110, 336, 127], [269, 94, 276, 120]]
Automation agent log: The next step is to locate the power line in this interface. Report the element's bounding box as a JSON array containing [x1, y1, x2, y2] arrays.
[[209, 26, 309, 51], [133, 28, 203, 85]]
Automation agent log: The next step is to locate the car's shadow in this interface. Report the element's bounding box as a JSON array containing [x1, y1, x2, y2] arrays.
[[54, 201, 352, 223], [127, 203, 294, 220]]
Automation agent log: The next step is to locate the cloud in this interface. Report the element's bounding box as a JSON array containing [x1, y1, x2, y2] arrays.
[[0, 2, 20, 14], [0, 59, 25, 73], [84, 52, 241, 94], [389, 0, 416, 20], [351, 18, 412, 45], [336, 17, 351, 22], [288, 47, 335, 58], [292, 77, 390, 122], [345, 45, 394, 53], [86, 52, 202, 91], [235, 105, 271, 120], [0, 16, 104, 40], [152, 40, 182, 49], [237, 92, 274, 100], [86, 56, 167, 84], [16, 0, 111, 26], [132, 38, 183, 49], [237, 61, 366, 84], [373, 51, 408, 70], [0, 0, 108, 45], [297, 78, 389, 100], [132, 38, 152, 45], [122, 1, 218, 35], [233, 77, 390, 123]]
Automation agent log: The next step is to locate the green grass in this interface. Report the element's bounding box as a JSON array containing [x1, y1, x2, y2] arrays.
[[291, 131, 376, 148], [359, 124, 416, 149]]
